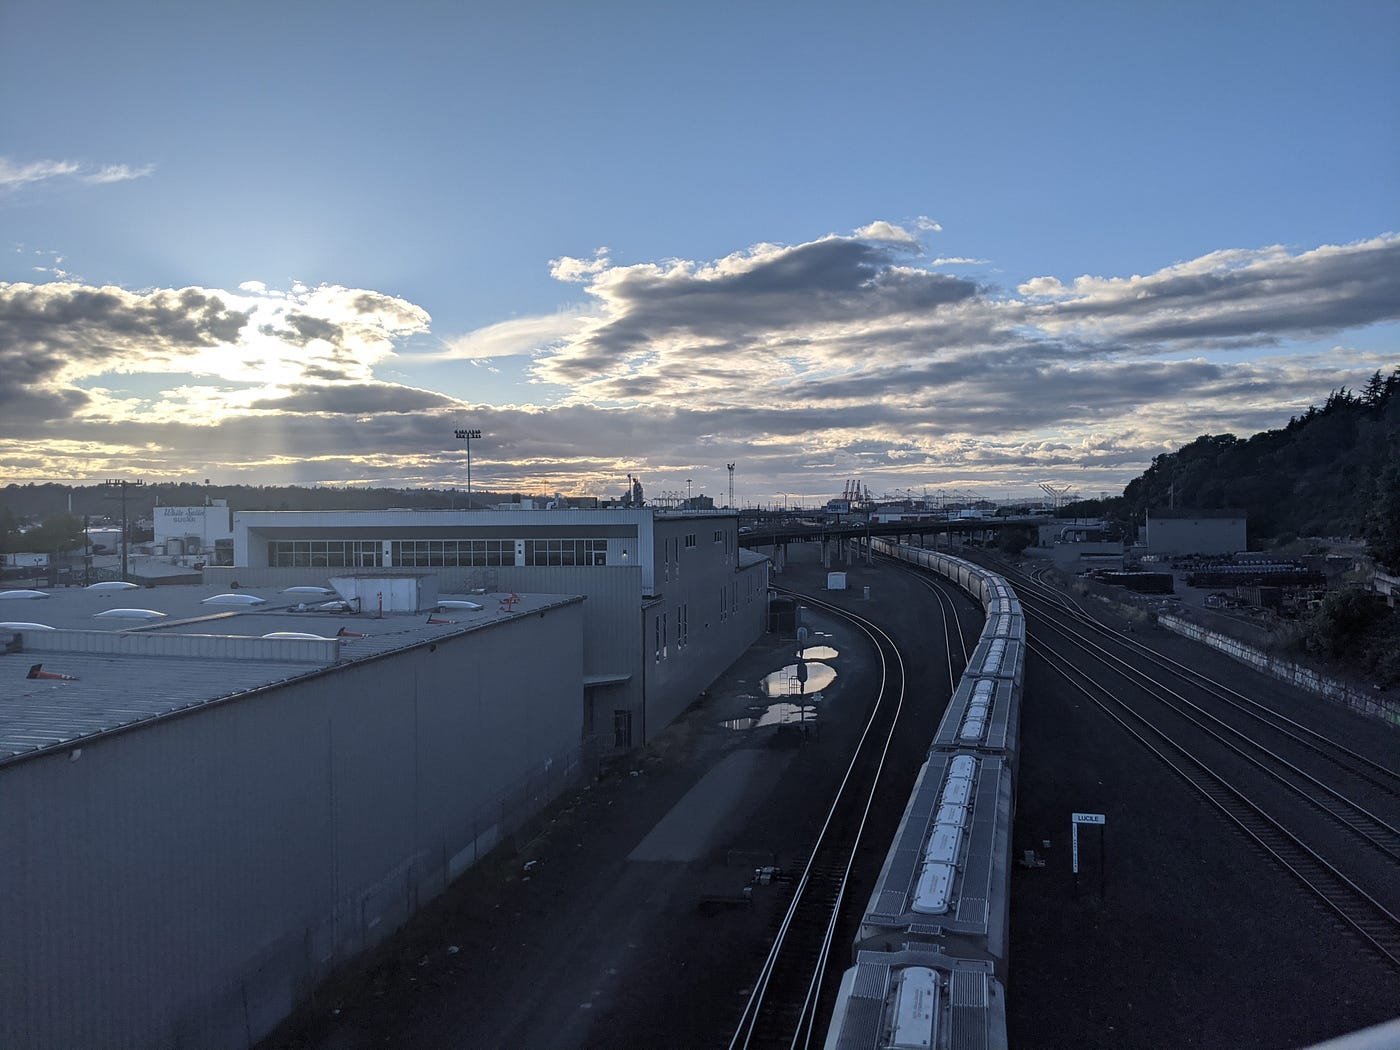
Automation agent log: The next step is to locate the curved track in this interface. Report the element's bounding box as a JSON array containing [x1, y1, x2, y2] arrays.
[[729, 585, 958, 1050]]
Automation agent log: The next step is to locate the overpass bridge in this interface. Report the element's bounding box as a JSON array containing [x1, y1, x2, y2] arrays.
[[737, 516, 1049, 553]]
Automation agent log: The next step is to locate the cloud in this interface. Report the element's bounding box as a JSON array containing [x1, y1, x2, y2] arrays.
[[1018, 234, 1400, 347], [0, 155, 154, 191], [245, 382, 460, 415], [82, 163, 156, 184], [0, 282, 251, 382], [425, 308, 595, 361], [851, 221, 921, 246], [0, 278, 431, 432], [2, 226, 1396, 500], [533, 229, 984, 400], [0, 158, 80, 189], [549, 248, 612, 283]]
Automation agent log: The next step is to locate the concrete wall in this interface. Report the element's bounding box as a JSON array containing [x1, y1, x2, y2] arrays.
[[0, 603, 585, 1050], [1158, 614, 1400, 728]]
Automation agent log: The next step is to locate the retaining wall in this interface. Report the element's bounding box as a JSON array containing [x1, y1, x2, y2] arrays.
[[1158, 614, 1400, 728]]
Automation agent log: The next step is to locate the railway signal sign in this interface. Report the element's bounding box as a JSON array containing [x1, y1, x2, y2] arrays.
[[1071, 812, 1107, 897]]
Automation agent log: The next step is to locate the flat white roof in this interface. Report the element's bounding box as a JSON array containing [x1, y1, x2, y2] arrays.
[[0, 583, 581, 767]]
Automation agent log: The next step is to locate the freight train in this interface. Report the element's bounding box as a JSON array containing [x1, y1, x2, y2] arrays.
[[824, 539, 1024, 1050]]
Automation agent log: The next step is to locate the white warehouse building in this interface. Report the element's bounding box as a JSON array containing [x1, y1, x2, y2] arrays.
[[1, 508, 769, 1049], [1, 582, 586, 1049], [221, 507, 770, 749]]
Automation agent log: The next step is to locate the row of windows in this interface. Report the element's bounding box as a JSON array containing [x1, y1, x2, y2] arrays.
[[523, 539, 607, 566], [391, 539, 514, 567], [268, 540, 384, 568], [269, 537, 609, 569]]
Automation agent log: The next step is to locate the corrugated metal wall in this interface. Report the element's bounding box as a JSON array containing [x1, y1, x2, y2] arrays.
[[0, 602, 585, 1050]]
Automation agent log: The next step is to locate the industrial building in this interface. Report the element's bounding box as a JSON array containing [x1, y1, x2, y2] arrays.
[[153, 499, 235, 563], [1143, 507, 1247, 556], [220, 508, 770, 749], [0, 581, 586, 1049], [0, 509, 769, 1049]]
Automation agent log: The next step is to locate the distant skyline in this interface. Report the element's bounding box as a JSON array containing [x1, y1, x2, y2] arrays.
[[3, 2, 1397, 506]]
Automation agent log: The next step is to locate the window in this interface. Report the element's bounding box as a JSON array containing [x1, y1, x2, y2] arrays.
[[719, 586, 728, 622], [270, 539, 382, 568], [655, 612, 667, 661], [713, 530, 723, 543], [684, 533, 697, 548], [523, 538, 607, 566], [388, 538, 512, 567], [678, 602, 688, 648]]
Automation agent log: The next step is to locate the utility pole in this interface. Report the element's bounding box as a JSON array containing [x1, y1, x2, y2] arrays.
[[103, 478, 145, 582], [454, 428, 482, 508]]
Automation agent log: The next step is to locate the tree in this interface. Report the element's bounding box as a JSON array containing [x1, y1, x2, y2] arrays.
[[1362, 369, 1387, 407], [997, 526, 1032, 556], [1365, 458, 1400, 574], [1305, 587, 1385, 661], [0, 506, 20, 554], [23, 514, 87, 557]]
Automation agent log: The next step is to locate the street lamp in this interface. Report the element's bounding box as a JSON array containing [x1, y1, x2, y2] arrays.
[[454, 429, 482, 508]]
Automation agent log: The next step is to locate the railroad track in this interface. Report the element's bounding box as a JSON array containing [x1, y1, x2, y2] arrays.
[[728, 589, 931, 1049], [892, 552, 1400, 969], [1033, 638, 1400, 970], [1006, 566, 1400, 799], [1028, 609, 1400, 860]]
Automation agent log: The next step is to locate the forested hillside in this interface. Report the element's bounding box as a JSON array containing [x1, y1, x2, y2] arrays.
[[1081, 369, 1400, 559]]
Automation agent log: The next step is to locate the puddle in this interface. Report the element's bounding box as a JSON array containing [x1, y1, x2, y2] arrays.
[[759, 661, 836, 697], [721, 701, 819, 731], [797, 645, 838, 661]]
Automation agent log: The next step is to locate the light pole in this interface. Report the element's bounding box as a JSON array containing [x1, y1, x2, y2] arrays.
[[454, 429, 482, 509], [686, 478, 692, 505], [103, 478, 145, 581]]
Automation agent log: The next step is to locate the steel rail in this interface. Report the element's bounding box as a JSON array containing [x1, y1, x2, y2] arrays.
[[1033, 639, 1400, 970], [1029, 610, 1400, 860], [1002, 564, 1400, 793], [728, 589, 912, 1050]]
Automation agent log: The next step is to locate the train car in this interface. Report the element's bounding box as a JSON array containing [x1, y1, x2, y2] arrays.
[[931, 672, 1020, 769], [964, 633, 1025, 691], [871, 537, 1014, 614], [823, 946, 1008, 1050], [836, 534, 1024, 1049], [853, 751, 1014, 980]]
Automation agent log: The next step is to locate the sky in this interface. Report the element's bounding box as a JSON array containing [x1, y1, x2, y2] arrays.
[[2, 2, 1397, 508]]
